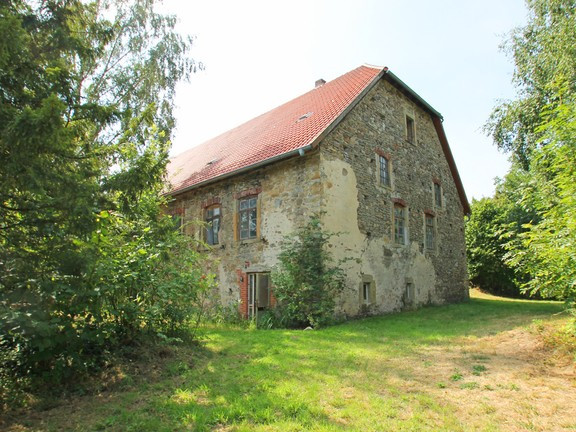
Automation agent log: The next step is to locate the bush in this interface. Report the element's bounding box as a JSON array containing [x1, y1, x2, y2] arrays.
[[0, 194, 215, 408], [271, 215, 345, 328]]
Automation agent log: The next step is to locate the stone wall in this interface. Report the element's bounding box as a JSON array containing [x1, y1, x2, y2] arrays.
[[318, 77, 469, 316], [168, 152, 323, 315], [168, 76, 469, 318]]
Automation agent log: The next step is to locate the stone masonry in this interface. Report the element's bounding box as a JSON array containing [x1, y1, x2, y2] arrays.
[[168, 71, 469, 318]]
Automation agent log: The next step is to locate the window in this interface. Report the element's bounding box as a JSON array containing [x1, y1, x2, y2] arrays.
[[434, 182, 442, 207], [378, 155, 391, 187], [405, 282, 415, 304], [248, 273, 270, 319], [204, 205, 221, 245], [406, 115, 415, 143], [238, 196, 258, 240], [425, 214, 435, 250], [171, 214, 182, 231], [362, 282, 371, 305], [359, 276, 376, 307], [394, 203, 407, 245], [169, 208, 184, 232]]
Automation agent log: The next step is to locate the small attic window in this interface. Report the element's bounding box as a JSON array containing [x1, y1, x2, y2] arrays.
[[296, 112, 313, 122], [206, 158, 219, 166]]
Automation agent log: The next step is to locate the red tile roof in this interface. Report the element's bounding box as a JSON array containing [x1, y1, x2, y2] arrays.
[[166, 65, 470, 214], [167, 65, 384, 194]]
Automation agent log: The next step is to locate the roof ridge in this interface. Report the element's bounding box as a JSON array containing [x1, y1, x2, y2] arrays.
[[361, 63, 385, 70]]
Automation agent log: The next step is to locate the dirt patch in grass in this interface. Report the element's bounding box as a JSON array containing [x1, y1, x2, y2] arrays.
[[393, 325, 576, 432]]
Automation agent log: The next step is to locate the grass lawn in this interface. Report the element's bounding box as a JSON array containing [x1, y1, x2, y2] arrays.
[[4, 290, 575, 432]]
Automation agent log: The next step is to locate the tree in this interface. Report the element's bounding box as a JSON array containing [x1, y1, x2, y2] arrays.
[[465, 167, 535, 297], [485, 0, 576, 307], [0, 0, 207, 402], [507, 98, 576, 302], [271, 215, 345, 328], [485, 0, 576, 168]]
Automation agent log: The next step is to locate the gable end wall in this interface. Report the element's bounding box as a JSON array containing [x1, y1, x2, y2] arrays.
[[168, 77, 469, 318], [319, 78, 469, 316]]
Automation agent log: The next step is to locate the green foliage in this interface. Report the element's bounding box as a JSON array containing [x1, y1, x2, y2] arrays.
[[465, 167, 535, 297], [507, 97, 576, 303], [485, 0, 576, 168], [483, 0, 576, 315], [271, 215, 345, 328], [0, 0, 207, 405], [466, 198, 517, 296]]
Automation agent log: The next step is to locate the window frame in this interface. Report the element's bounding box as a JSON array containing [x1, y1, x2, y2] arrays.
[[238, 195, 259, 241], [433, 182, 442, 208], [393, 202, 408, 246], [204, 204, 221, 245], [362, 282, 371, 305], [247, 272, 271, 320], [405, 115, 415, 144], [424, 213, 436, 251], [359, 275, 376, 307], [378, 154, 391, 188]]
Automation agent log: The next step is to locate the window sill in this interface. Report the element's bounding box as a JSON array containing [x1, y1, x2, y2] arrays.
[[377, 183, 393, 191], [200, 243, 225, 251], [237, 237, 261, 245]]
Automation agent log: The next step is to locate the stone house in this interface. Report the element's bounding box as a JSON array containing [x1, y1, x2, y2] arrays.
[[166, 65, 470, 319]]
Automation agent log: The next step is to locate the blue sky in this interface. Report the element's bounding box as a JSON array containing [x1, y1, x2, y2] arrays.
[[162, 0, 528, 200]]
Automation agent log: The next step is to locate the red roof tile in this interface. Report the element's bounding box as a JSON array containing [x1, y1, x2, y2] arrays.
[[167, 65, 384, 194]]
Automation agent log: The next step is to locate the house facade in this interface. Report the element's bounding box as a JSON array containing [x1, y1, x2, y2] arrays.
[[167, 65, 470, 319]]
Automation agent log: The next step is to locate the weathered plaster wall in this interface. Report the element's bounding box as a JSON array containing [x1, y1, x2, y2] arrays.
[[168, 152, 322, 314], [318, 78, 469, 316]]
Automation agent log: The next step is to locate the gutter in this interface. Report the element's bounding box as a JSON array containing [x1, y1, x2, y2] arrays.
[[168, 144, 314, 197]]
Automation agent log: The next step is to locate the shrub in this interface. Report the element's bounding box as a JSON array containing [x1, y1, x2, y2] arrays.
[[271, 215, 345, 328]]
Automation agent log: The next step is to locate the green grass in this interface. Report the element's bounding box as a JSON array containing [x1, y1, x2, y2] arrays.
[[6, 292, 568, 432]]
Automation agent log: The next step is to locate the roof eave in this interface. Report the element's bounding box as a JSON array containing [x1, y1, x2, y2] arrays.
[[383, 68, 444, 120], [432, 116, 471, 215], [166, 144, 314, 198], [383, 68, 469, 215]]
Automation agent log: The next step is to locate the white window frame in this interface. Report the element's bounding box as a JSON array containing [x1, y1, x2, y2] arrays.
[[248, 272, 270, 320]]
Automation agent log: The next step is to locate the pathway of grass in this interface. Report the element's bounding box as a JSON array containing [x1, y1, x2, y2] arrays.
[[7, 291, 572, 432]]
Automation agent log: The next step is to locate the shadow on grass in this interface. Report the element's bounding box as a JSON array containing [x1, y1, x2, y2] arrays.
[[7, 296, 566, 431], [151, 296, 565, 431]]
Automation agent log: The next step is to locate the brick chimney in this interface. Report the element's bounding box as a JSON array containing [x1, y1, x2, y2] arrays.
[[315, 79, 326, 88]]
